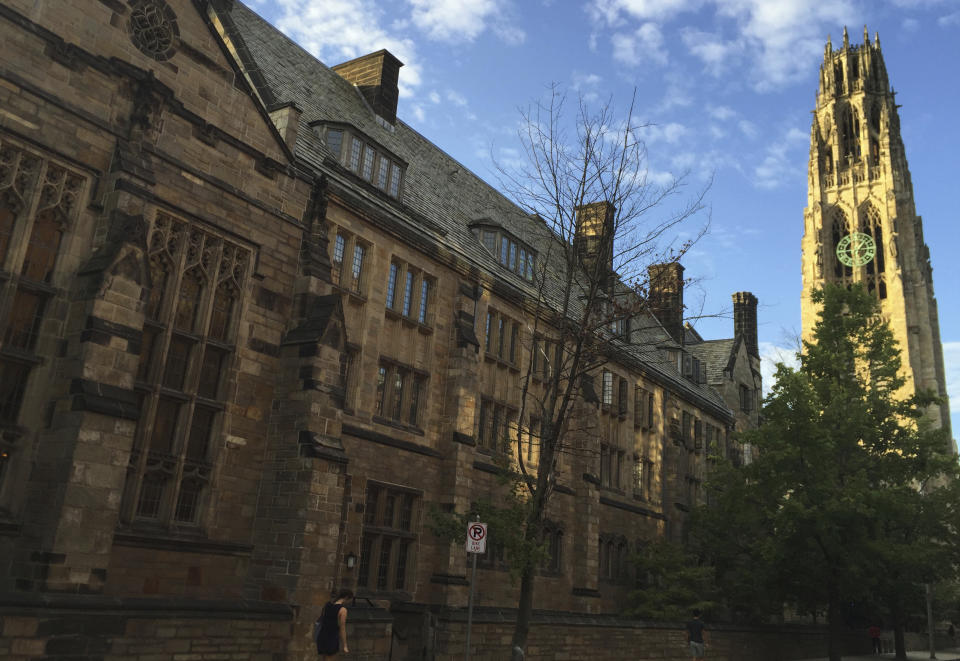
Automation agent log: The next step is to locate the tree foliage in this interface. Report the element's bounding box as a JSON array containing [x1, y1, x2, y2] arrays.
[[626, 539, 719, 621], [695, 284, 959, 661]]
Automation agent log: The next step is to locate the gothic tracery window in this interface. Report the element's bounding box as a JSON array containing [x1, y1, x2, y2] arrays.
[[838, 105, 861, 163], [831, 207, 853, 285], [127, 0, 180, 62], [122, 213, 250, 528], [0, 139, 85, 498], [860, 204, 887, 299]]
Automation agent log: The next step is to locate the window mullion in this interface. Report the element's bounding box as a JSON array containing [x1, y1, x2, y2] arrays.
[[6, 160, 47, 278], [165, 399, 196, 525], [124, 395, 159, 523]]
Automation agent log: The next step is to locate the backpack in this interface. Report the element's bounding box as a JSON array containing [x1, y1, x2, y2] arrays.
[[312, 605, 325, 645]]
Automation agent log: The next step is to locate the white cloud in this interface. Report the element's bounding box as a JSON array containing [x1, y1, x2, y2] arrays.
[[411, 104, 426, 122], [708, 105, 736, 121], [429, 91, 441, 104], [714, 0, 857, 91], [681, 28, 742, 75], [588, 0, 699, 25], [902, 17, 920, 31], [655, 71, 694, 111], [446, 90, 468, 106], [759, 341, 800, 397], [641, 121, 688, 144], [612, 22, 668, 67], [738, 119, 758, 138], [754, 126, 807, 189], [589, 0, 858, 91], [408, 0, 525, 44], [938, 11, 960, 27], [273, 0, 422, 95]]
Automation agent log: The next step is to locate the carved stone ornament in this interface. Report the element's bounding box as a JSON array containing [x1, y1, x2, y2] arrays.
[[127, 0, 180, 62]]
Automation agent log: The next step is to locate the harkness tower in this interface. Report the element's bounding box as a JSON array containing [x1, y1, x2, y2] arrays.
[[801, 26, 954, 448]]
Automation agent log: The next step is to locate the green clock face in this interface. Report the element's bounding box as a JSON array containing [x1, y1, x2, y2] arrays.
[[836, 232, 876, 267]]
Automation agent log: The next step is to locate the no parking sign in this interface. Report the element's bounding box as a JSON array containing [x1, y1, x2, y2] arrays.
[[465, 522, 487, 554]]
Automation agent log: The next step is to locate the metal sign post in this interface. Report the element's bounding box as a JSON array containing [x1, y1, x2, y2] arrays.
[[465, 518, 486, 661]]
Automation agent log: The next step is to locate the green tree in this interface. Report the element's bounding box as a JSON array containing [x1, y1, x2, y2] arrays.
[[626, 539, 719, 621], [698, 284, 958, 661]]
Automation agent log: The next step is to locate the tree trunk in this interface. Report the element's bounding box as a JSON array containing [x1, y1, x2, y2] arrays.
[[827, 587, 843, 661], [890, 597, 907, 660], [510, 566, 535, 660]]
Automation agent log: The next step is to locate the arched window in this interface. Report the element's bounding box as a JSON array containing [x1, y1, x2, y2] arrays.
[[834, 62, 844, 95], [860, 204, 887, 299], [838, 105, 861, 162], [123, 213, 250, 528], [869, 102, 881, 133], [831, 207, 853, 284], [0, 194, 19, 267]]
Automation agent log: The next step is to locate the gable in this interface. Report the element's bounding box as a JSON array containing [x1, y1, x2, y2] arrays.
[[5, 0, 293, 164]]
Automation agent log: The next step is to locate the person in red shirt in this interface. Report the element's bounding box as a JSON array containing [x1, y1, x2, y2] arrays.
[[869, 624, 882, 654]]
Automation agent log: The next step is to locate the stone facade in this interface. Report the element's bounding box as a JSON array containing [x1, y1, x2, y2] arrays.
[[801, 27, 954, 448], [0, 1, 761, 659]]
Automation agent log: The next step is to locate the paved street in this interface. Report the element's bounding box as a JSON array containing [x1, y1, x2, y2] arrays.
[[801, 649, 960, 661]]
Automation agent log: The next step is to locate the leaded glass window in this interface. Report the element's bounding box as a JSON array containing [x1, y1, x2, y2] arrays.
[[123, 213, 250, 527], [0, 140, 85, 502]]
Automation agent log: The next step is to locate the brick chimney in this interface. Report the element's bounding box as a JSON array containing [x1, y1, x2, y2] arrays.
[[648, 262, 684, 344], [332, 50, 403, 124], [732, 291, 759, 357], [574, 201, 615, 282]]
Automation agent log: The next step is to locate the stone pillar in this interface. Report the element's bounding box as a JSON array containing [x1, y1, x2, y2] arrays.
[[430, 281, 482, 606], [569, 396, 602, 612], [9, 210, 148, 593]]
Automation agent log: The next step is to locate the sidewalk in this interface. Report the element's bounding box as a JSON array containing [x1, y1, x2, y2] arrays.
[[801, 649, 960, 661]]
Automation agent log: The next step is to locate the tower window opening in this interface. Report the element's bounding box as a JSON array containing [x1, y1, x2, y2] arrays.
[[834, 62, 844, 95], [861, 205, 887, 300], [839, 106, 860, 163], [831, 209, 853, 284]]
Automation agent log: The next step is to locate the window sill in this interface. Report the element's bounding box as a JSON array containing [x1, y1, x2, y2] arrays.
[[356, 588, 413, 603], [371, 415, 425, 436], [113, 528, 254, 556], [332, 284, 367, 304], [0, 348, 44, 370], [598, 485, 628, 496]]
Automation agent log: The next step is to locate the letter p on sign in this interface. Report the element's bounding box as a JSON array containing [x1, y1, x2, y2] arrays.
[[466, 522, 487, 554]]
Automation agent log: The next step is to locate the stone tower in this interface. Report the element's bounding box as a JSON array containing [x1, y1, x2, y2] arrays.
[[801, 26, 953, 445]]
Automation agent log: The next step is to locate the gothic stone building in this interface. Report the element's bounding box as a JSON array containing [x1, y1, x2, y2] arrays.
[[801, 27, 953, 448], [0, 1, 760, 659]]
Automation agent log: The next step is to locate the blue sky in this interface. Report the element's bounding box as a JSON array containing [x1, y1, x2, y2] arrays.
[[251, 0, 960, 435]]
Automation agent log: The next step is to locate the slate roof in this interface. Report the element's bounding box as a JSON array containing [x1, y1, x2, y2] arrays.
[[686, 338, 739, 385], [218, 1, 733, 420]]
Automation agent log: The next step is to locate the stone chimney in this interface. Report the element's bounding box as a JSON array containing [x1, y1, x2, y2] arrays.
[[732, 291, 758, 357], [268, 102, 301, 151], [331, 50, 403, 124], [574, 201, 615, 282], [648, 262, 684, 344]]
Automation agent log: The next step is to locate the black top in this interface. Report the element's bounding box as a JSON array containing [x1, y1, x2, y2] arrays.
[[686, 618, 705, 643], [316, 602, 344, 654]]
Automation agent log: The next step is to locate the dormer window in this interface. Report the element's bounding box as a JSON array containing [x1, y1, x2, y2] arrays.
[[318, 125, 405, 200], [471, 223, 536, 282]]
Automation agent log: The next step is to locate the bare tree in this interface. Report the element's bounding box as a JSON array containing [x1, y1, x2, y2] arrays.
[[492, 87, 710, 659]]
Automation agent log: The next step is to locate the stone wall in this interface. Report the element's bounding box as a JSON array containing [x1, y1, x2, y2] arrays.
[[427, 610, 874, 661], [0, 595, 397, 661]]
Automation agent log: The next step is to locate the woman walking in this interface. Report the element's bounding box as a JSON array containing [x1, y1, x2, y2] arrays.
[[316, 588, 353, 658]]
